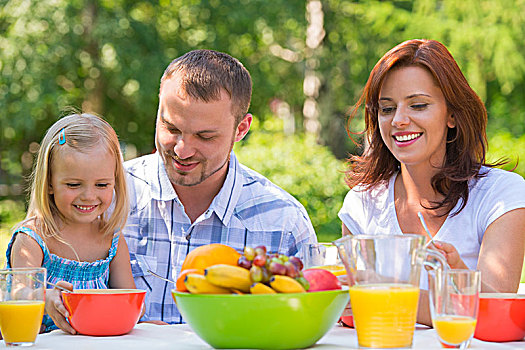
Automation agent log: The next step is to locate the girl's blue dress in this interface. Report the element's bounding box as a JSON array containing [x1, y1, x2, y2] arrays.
[[6, 226, 119, 331]]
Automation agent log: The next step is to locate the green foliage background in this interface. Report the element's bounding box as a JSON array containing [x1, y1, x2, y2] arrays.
[[0, 0, 524, 276]]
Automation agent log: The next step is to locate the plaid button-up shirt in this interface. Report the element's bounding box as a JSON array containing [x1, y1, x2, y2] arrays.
[[123, 151, 317, 324]]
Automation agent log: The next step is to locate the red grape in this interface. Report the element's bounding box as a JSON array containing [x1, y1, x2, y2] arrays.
[[269, 261, 287, 275], [238, 256, 252, 269], [253, 254, 267, 267]]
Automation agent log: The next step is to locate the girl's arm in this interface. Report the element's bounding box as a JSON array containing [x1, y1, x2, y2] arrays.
[[108, 234, 147, 319], [108, 234, 136, 289], [10, 233, 76, 334], [9, 232, 43, 268]]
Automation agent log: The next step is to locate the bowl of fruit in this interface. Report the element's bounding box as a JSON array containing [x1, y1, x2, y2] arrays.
[[172, 244, 349, 349]]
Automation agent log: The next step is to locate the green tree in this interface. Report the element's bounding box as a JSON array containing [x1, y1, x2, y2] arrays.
[[0, 0, 309, 195], [313, 0, 525, 159]]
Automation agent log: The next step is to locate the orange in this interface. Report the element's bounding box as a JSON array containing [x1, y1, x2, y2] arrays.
[[176, 269, 204, 292], [180, 243, 241, 272]]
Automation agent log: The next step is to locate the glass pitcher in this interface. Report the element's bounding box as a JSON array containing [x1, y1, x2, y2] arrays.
[[333, 234, 447, 349]]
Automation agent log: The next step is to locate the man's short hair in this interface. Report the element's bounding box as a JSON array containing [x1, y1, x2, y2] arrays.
[[160, 49, 252, 125]]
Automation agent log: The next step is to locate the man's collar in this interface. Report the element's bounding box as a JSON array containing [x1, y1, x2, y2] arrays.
[[153, 151, 243, 225], [208, 151, 243, 226], [152, 152, 179, 202]]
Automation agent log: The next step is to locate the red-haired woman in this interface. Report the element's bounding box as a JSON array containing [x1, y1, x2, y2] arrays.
[[339, 39, 525, 325]]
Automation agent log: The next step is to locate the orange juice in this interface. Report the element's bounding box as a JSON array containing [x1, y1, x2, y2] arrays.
[[350, 283, 420, 348], [0, 300, 45, 343], [311, 264, 346, 276], [433, 315, 477, 345]]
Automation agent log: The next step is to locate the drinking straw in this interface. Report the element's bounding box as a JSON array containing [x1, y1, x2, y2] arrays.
[[417, 212, 435, 248]]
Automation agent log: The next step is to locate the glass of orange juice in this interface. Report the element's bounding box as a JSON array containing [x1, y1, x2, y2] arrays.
[[334, 234, 447, 348], [429, 269, 480, 349], [0, 268, 46, 347]]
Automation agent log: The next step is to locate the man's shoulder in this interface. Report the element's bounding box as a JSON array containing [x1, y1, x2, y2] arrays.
[[125, 153, 157, 172], [123, 154, 160, 207], [232, 163, 315, 238], [236, 164, 304, 210], [124, 153, 158, 183]]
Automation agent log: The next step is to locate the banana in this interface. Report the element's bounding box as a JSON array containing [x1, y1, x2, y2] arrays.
[[204, 264, 252, 293], [250, 282, 277, 294], [184, 273, 231, 294], [269, 275, 306, 293]]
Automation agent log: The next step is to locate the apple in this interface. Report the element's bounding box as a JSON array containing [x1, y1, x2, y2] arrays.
[[302, 268, 342, 292]]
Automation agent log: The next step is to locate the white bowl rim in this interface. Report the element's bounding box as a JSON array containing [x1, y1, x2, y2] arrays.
[[480, 292, 525, 299], [66, 289, 147, 294]]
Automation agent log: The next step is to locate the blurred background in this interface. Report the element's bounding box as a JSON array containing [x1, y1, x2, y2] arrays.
[[1, 0, 524, 279]]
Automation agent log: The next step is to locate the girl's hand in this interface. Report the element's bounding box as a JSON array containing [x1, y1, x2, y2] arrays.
[[45, 281, 76, 334], [139, 320, 170, 325], [432, 241, 468, 269]]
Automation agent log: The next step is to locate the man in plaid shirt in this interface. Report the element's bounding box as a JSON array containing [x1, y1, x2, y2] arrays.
[[123, 49, 317, 324]]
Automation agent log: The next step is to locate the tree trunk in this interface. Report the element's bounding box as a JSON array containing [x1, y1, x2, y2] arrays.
[[303, 0, 325, 139]]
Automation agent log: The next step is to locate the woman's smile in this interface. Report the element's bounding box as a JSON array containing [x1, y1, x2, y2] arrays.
[[393, 132, 423, 147]]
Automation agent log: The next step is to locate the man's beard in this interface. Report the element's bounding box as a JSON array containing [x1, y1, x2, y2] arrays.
[[167, 140, 234, 187]]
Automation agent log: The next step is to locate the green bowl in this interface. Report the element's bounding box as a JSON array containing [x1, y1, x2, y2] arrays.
[[172, 288, 349, 349]]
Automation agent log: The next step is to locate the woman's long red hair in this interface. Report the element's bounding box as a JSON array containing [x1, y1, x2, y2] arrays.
[[345, 39, 497, 216]]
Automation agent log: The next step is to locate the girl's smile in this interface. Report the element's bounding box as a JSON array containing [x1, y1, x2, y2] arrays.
[[49, 143, 116, 225]]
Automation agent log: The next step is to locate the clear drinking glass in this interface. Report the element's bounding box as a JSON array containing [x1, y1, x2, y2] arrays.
[[429, 269, 481, 349], [333, 234, 447, 349], [301, 243, 346, 277], [0, 268, 46, 347]]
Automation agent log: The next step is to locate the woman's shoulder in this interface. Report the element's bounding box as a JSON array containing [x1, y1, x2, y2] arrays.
[[345, 176, 393, 200], [341, 177, 393, 215], [467, 166, 525, 207], [474, 166, 525, 189]]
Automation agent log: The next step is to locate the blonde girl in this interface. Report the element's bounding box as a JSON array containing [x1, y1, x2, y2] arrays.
[[6, 113, 136, 334]]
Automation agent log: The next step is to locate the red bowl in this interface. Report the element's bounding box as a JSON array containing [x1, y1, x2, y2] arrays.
[[340, 315, 354, 328], [474, 293, 525, 342], [62, 289, 146, 336]]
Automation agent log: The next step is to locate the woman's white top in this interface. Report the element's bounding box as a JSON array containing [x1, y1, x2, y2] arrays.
[[338, 166, 525, 287]]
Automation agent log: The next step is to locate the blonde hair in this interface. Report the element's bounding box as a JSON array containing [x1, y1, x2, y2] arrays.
[[20, 113, 128, 240]]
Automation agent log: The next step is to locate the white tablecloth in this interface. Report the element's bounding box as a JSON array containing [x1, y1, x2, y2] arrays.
[[4, 323, 523, 349]]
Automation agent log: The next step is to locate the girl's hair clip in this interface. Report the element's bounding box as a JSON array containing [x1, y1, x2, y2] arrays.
[[58, 128, 66, 145]]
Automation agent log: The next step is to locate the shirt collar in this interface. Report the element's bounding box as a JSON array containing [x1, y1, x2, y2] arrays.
[[152, 152, 179, 202], [152, 151, 243, 225], [208, 151, 243, 226]]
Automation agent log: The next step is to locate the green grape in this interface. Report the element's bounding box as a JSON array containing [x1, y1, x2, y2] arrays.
[[244, 247, 256, 261], [250, 265, 263, 282], [270, 257, 283, 265], [261, 266, 271, 283], [296, 276, 310, 291]]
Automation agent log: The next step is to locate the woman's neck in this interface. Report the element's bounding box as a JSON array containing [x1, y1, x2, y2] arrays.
[[397, 163, 443, 207]]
